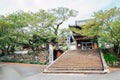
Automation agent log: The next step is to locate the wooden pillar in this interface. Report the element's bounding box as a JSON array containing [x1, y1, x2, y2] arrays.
[[81, 42, 83, 50], [76, 41, 78, 49], [94, 43, 98, 49]]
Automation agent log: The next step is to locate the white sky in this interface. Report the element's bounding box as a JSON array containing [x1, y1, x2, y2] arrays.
[[0, 0, 120, 28]]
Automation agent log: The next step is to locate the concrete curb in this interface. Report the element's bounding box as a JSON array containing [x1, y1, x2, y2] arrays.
[[99, 50, 110, 73]]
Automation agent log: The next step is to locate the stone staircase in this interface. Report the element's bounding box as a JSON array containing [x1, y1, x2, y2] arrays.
[[44, 49, 108, 74]]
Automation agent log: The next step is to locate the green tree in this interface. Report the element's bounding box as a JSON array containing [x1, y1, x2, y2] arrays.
[[71, 7, 120, 55], [0, 11, 31, 55], [93, 7, 120, 55], [49, 7, 78, 36], [30, 9, 56, 36], [49, 7, 78, 47], [28, 10, 56, 50], [0, 16, 15, 55], [10, 12, 30, 51]]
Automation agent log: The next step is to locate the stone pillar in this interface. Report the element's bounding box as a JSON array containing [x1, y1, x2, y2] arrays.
[[49, 44, 53, 64], [66, 33, 71, 50]]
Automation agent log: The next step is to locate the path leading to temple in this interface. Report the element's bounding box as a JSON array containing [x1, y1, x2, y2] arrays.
[[44, 49, 105, 73]]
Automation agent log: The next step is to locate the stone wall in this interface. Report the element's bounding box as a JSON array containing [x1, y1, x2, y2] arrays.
[[0, 50, 49, 63]]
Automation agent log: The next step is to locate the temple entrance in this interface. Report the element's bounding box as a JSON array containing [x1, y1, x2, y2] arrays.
[[81, 42, 93, 50], [77, 41, 94, 50]]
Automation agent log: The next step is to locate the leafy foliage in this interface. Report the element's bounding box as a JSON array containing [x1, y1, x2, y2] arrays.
[[0, 7, 78, 56], [49, 7, 78, 36], [103, 52, 117, 66], [71, 7, 120, 55]]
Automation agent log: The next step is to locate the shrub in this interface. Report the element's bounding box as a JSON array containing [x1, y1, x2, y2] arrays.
[[103, 52, 117, 66], [1, 59, 47, 65]]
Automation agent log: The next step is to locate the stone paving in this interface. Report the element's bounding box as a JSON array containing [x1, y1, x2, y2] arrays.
[[0, 62, 46, 80], [0, 62, 120, 80], [26, 71, 120, 80], [0, 62, 46, 77]]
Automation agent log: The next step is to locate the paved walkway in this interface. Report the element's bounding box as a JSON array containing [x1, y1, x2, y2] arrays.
[[26, 71, 120, 80], [0, 62, 46, 80], [0, 62, 120, 80], [0, 62, 46, 77]]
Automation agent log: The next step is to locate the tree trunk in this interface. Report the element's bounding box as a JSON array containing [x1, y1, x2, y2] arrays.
[[1, 49, 5, 56], [1, 49, 8, 56], [113, 44, 119, 55]]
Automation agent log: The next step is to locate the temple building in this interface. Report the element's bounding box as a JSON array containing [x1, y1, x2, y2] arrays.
[[69, 19, 98, 50]]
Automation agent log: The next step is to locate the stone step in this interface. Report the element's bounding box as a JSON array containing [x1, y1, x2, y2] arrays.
[[44, 70, 106, 74], [50, 66, 103, 68], [44, 49, 105, 74], [48, 67, 103, 71]]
